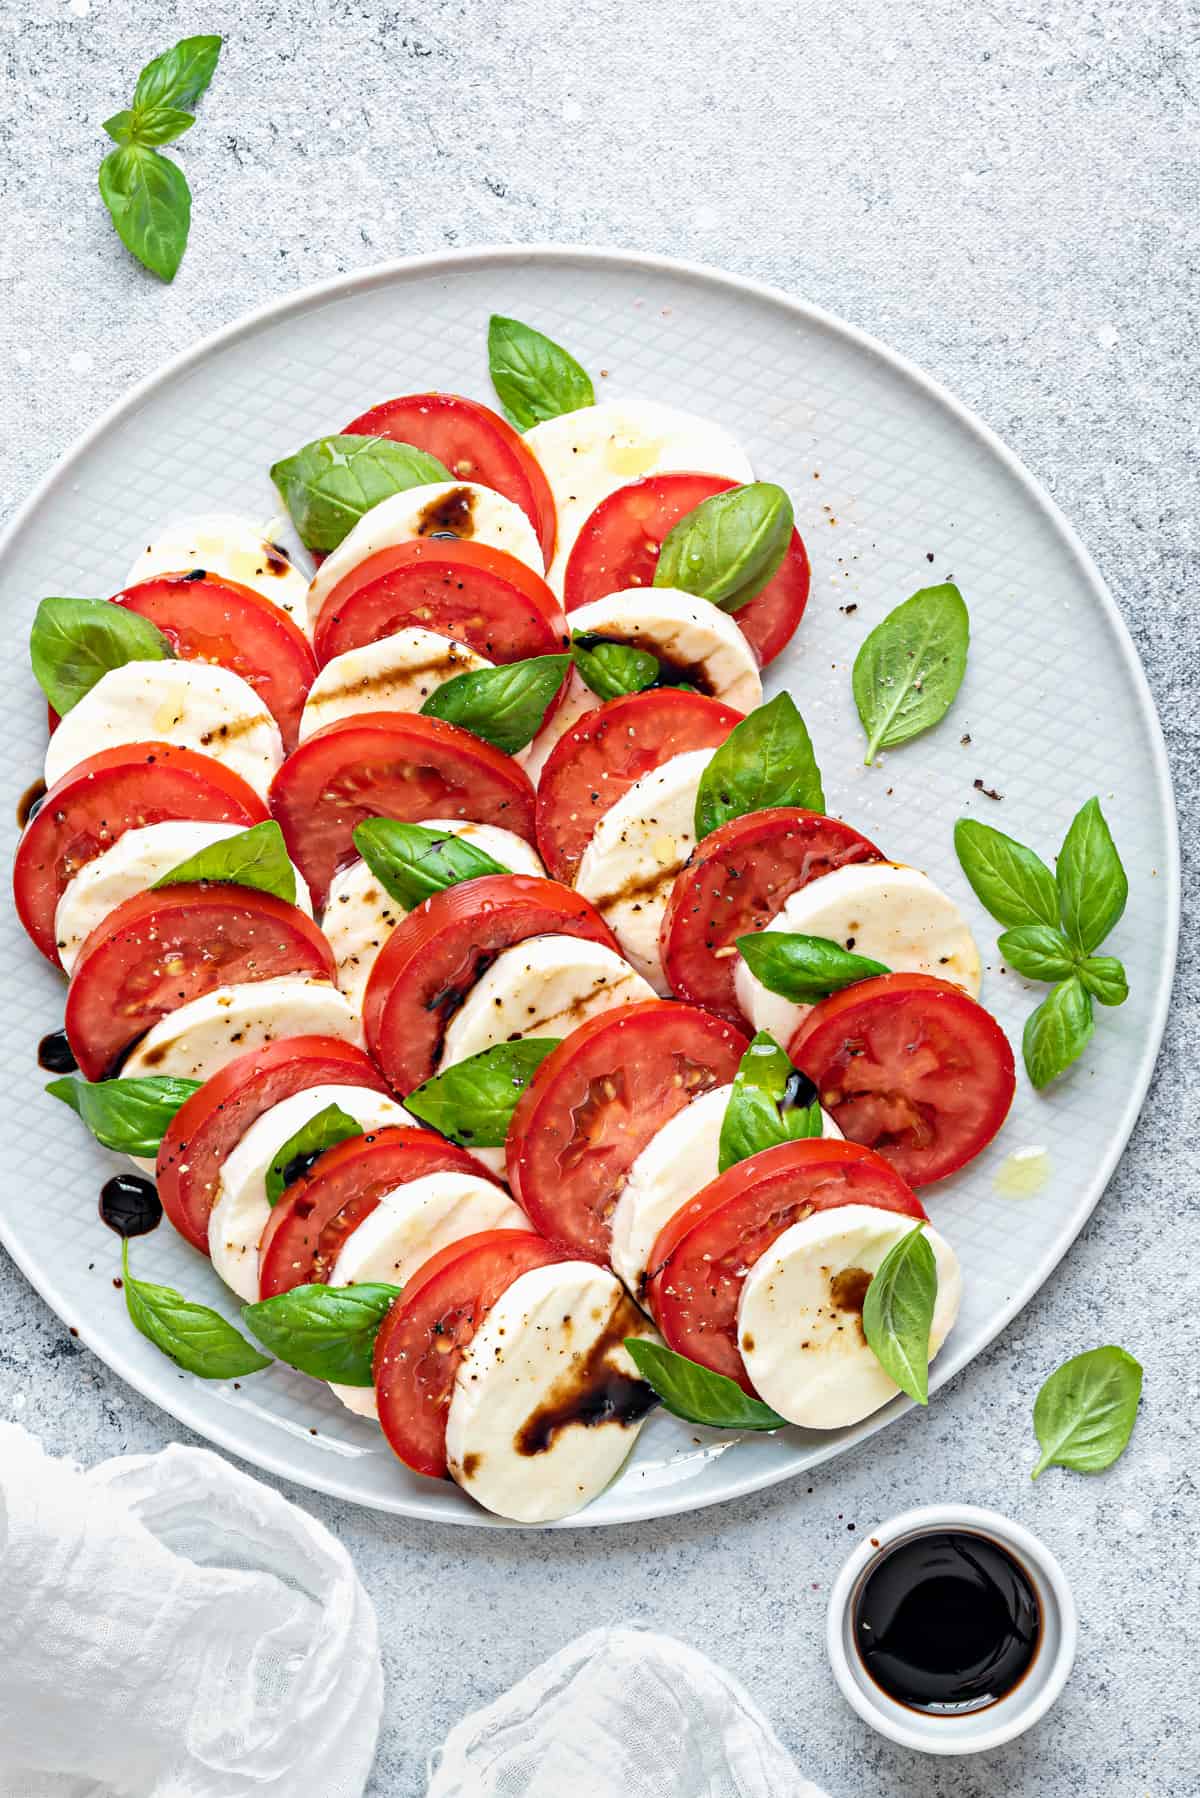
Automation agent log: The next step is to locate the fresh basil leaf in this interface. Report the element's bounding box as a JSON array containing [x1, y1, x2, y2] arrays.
[[1077, 955, 1129, 1007], [1056, 797, 1128, 954], [718, 1031, 822, 1173], [102, 109, 137, 145], [265, 1103, 363, 1206], [47, 1074, 200, 1158], [861, 1224, 938, 1405], [242, 1282, 400, 1386], [571, 634, 660, 701], [31, 595, 172, 715], [270, 435, 451, 554], [405, 1039, 560, 1148], [353, 819, 509, 909], [953, 817, 1060, 929], [421, 655, 570, 754], [487, 314, 594, 430], [98, 142, 191, 283], [736, 932, 889, 1004], [996, 923, 1077, 984], [694, 693, 824, 840], [1031, 1345, 1143, 1479], [123, 105, 195, 147], [122, 1241, 271, 1378], [153, 820, 296, 904], [853, 583, 970, 763], [1023, 976, 1094, 1090], [132, 34, 222, 112], [653, 483, 793, 615], [624, 1338, 785, 1431]]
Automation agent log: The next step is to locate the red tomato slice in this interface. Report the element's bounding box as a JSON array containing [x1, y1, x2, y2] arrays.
[[363, 873, 619, 1094], [345, 392, 557, 567], [659, 808, 885, 1024], [268, 712, 537, 910], [789, 974, 1016, 1186], [257, 1124, 498, 1298], [535, 689, 745, 884], [13, 742, 267, 967], [157, 1037, 388, 1254], [374, 1228, 571, 1479], [645, 1138, 926, 1391], [562, 472, 810, 665], [506, 1000, 749, 1262], [65, 886, 336, 1082]]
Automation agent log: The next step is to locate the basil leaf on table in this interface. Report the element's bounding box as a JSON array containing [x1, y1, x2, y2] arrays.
[[996, 923, 1077, 984], [1056, 797, 1128, 954], [98, 141, 192, 284], [265, 1104, 364, 1206], [353, 819, 509, 909], [270, 435, 451, 554], [1076, 955, 1129, 1008], [1022, 976, 1095, 1090], [694, 693, 824, 840], [953, 817, 1060, 929], [47, 1074, 201, 1158], [624, 1339, 786, 1431], [131, 33, 222, 111], [122, 1241, 271, 1379], [571, 635, 660, 702], [153, 820, 296, 905], [718, 1031, 822, 1173], [421, 654, 570, 754], [31, 596, 172, 714], [487, 315, 594, 429], [1031, 1345, 1143, 1479], [104, 105, 195, 147], [242, 1282, 401, 1386], [405, 1039, 561, 1148], [861, 1224, 938, 1405], [736, 932, 890, 1004], [853, 583, 970, 763], [653, 483, 794, 614]]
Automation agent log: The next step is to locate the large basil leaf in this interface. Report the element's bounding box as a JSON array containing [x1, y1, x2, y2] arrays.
[[487, 315, 594, 429], [122, 1242, 271, 1378], [270, 435, 451, 553], [98, 143, 191, 283], [404, 1039, 561, 1147], [852, 584, 969, 762], [153, 820, 296, 904], [717, 1031, 822, 1173], [31, 595, 172, 714], [654, 483, 793, 614], [623, 1339, 785, 1431], [421, 655, 570, 754], [353, 819, 509, 909], [1055, 797, 1128, 954], [694, 693, 824, 839], [953, 817, 1060, 929], [736, 932, 889, 1003], [265, 1103, 364, 1205], [242, 1282, 401, 1386], [1022, 975, 1094, 1090], [861, 1224, 938, 1405], [47, 1074, 200, 1158], [1031, 1345, 1143, 1478]]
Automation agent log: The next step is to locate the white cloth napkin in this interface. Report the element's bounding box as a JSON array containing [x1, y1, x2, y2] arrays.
[[0, 1423, 382, 1798]]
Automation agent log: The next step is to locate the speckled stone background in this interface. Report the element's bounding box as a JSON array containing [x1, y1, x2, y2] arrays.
[[1, 2, 1196, 1793]]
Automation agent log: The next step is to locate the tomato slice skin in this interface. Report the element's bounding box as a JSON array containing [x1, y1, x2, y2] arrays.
[[157, 1037, 388, 1254], [659, 807, 885, 1024], [257, 1124, 499, 1298], [374, 1229, 572, 1479], [65, 885, 336, 1082], [535, 689, 745, 884], [646, 1138, 926, 1392], [363, 873, 619, 1094], [506, 999, 749, 1263], [13, 742, 268, 967], [562, 472, 810, 666], [345, 392, 557, 567], [789, 973, 1016, 1187], [268, 711, 537, 910]]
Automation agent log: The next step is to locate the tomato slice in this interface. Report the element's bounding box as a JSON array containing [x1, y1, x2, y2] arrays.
[[257, 1124, 498, 1298], [13, 742, 268, 967], [535, 689, 744, 884], [506, 999, 749, 1262], [363, 873, 619, 1094], [65, 885, 336, 1082], [157, 1037, 388, 1254], [562, 472, 810, 666], [659, 807, 885, 1024], [374, 1228, 571, 1478], [645, 1138, 926, 1391], [268, 712, 537, 910], [345, 393, 557, 567], [789, 974, 1016, 1186]]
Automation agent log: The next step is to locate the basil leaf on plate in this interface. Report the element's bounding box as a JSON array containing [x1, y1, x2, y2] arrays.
[[270, 435, 451, 553], [653, 482, 793, 615], [404, 1039, 561, 1148], [132, 33, 222, 112], [852, 583, 969, 763], [122, 1241, 271, 1378], [242, 1282, 401, 1386], [693, 693, 824, 840], [487, 315, 594, 429], [106, 104, 195, 147], [571, 635, 660, 702], [1031, 1345, 1143, 1479], [421, 654, 570, 754], [623, 1339, 786, 1431], [47, 1074, 201, 1158], [996, 923, 1077, 984], [353, 819, 509, 909], [1022, 975, 1094, 1090], [736, 932, 889, 1004], [953, 817, 1060, 929], [1056, 797, 1128, 955], [861, 1224, 938, 1405], [1076, 955, 1129, 1008], [153, 820, 296, 904], [718, 1031, 822, 1173], [265, 1103, 364, 1206], [98, 142, 192, 283], [31, 595, 172, 715]]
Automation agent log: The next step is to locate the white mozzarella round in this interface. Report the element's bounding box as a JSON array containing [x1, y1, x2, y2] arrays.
[[443, 1260, 658, 1522], [298, 628, 493, 741], [125, 514, 312, 633], [524, 399, 756, 592], [439, 935, 656, 1071], [734, 862, 983, 1047], [575, 747, 712, 993], [120, 977, 362, 1083], [44, 661, 284, 798], [737, 1205, 962, 1429]]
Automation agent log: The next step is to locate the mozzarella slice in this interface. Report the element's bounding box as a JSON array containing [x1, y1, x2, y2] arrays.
[[306, 482, 545, 633], [298, 628, 492, 741], [737, 1204, 962, 1428], [44, 661, 284, 798], [524, 399, 755, 591], [125, 514, 311, 633], [121, 976, 362, 1083], [439, 935, 655, 1070], [575, 747, 712, 992], [209, 1084, 411, 1302], [734, 862, 983, 1047], [444, 1260, 658, 1522]]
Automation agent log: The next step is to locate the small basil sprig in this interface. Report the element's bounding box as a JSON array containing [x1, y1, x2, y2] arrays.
[[654, 483, 793, 614], [570, 635, 660, 702], [736, 933, 889, 1004], [405, 1039, 560, 1147], [122, 1241, 271, 1378], [31, 596, 172, 714], [853, 583, 970, 763], [624, 1339, 786, 1431], [487, 315, 594, 429], [421, 655, 570, 754], [153, 820, 296, 905], [1031, 1345, 1143, 1479], [718, 1032, 822, 1173], [242, 1282, 400, 1386], [694, 693, 824, 839], [270, 436, 451, 553], [353, 819, 509, 909], [265, 1103, 363, 1206], [47, 1074, 200, 1158], [861, 1224, 938, 1405]]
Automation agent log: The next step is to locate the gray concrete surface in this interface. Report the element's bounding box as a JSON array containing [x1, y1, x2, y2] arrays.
[[1, 2, 1196, 1793]]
